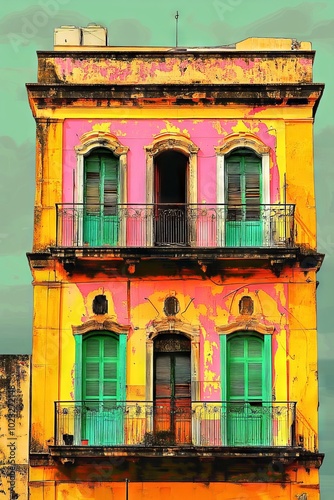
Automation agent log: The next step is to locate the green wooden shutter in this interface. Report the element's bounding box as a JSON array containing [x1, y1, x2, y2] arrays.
[[82, 334, 122, 446], [85, 156, 98, 209], [83, 335, 119, 402], [103, 155, 118, 213], [227, 334, 269, 446], [244, 159, 261, 221], [225, 150, 262, 246], [228, 337, 245, 398], [226, 160, 242, 216], [83, 150, 119, 246], [227, 336, 264, 401], [247, 337, 263, 399]]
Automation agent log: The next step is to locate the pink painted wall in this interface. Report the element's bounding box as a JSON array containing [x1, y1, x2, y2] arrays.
[[63, 119, 280, 205]]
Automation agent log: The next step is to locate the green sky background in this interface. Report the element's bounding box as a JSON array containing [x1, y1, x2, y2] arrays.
[[0, 0, 333, 495]]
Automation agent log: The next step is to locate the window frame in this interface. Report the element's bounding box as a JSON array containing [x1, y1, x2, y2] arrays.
[[145, 133, 199, 246], [216, 134, 270, 246], [75, 131, 129, 246], [221, 331, 272, 446], [221, 331, 272, 403]]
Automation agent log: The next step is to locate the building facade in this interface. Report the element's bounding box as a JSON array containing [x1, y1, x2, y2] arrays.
[[27, 29, 324, 499]]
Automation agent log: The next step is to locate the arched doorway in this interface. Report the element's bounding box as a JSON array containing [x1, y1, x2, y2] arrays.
[[153, 333, 191, 444], [154, 151, 188, 246]]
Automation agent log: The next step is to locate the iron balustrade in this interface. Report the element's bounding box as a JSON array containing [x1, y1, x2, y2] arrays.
[[55, 203, 295, 248], [54, 401, 301, 448]]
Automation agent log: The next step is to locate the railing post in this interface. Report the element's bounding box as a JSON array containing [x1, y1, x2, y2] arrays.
[[125, 478, 129, 500], [54, 401, 57, 445], [55, 204, 59, 246], [291, 402, 296, 447]]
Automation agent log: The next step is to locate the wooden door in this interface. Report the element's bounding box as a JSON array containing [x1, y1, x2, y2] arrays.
[[154, 335, 191, 444]]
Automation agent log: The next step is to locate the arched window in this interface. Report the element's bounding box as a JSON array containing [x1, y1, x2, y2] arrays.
[[154, 151, 188, 245], [216, 134, 270, 247], [145, 133, 199, 247], [75, 131, 129, 247], [83, 148, 119, 246]]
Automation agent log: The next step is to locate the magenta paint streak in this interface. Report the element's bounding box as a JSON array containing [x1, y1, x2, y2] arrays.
[[256, 122, 280, 203], [55, 58, 133, 83], [234, 57, 256, 70], [247, 106, 267, 116]]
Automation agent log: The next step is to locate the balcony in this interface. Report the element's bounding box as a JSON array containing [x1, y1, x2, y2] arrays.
[[54, 400, 299, 449], [55, 203, 295, 249]]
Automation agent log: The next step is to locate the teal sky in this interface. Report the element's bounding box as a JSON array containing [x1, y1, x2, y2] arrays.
[[0, 0, 333, 495]]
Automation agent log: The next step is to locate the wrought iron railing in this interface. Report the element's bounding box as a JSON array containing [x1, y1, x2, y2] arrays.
[[55, 203, 295, 248], [54, 401, 300, 448]]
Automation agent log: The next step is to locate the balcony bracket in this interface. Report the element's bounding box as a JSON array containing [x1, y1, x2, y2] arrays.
[[63, 258, 76, 276], [270, 259, 284, 277], [60, 457, 75, 465], [125, 259, 140, 274]]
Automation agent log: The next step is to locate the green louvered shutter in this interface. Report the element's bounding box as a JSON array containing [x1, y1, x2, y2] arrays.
[[83, 150, 119, 246], [227, 335, 269, 446], [225, 150, 262, 246], [82, 335, 123, 445]]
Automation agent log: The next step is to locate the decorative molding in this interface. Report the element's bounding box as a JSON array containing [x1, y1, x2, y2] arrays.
[[154, 334, 191, 352], [215, 132, 270, 156], [75, 130, 129, 156], [145, 133, 199, 158], [147, 319, 200, 341], [72, 319, 130, 336], [217, 317, 274, 335]]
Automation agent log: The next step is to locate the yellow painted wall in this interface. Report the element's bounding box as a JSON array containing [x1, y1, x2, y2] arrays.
[[33, 119, 63, 251]]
